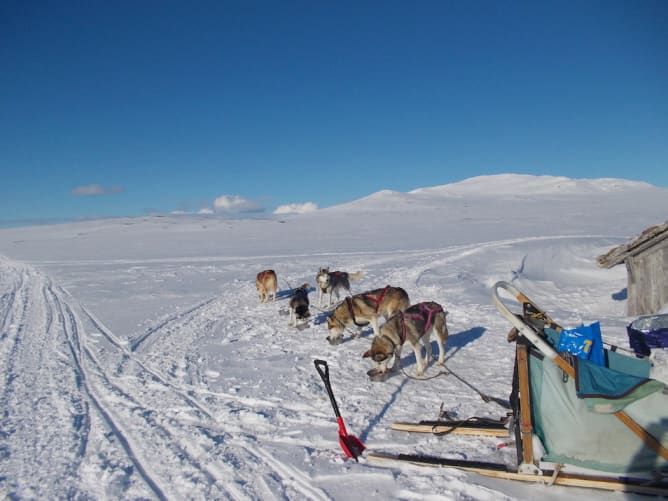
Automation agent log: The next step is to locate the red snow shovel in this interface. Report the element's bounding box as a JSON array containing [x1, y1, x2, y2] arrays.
[[314, 359, 366, 461]]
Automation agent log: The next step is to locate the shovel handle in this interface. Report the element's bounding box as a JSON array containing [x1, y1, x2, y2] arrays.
[[314, 359, 342, 419]]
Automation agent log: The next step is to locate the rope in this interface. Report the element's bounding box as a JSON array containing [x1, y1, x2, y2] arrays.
[[433, 404, 512, 437], [308, 298, 345, 314], [399, 363, 511, 409], [400, 366, 449, 381], [281, 279, 296, 297], [430, 416, 489, 437], [603, 341, 635, 355]]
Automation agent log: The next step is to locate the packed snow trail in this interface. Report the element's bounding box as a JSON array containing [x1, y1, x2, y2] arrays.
[[0, 259, 334, 499], [1, 261, 91, 498]]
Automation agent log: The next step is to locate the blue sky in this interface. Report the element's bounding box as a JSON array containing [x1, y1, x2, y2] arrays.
[[2, 0, 667, 225]]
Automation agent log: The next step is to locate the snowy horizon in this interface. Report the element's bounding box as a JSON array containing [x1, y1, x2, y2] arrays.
[[1, 173, 661, 230]]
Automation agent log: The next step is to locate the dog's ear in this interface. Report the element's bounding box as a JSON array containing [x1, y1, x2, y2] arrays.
[[362, 349, 371, 358]]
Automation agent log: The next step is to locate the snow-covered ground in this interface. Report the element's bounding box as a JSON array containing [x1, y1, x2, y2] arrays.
[[1, 174, 667, 500]]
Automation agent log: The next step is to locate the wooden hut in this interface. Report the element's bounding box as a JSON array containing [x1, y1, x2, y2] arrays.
[[597, 220, 668, 316]]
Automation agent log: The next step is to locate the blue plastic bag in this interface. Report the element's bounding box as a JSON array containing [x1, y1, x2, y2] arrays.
[[557, 321, 605, 366]]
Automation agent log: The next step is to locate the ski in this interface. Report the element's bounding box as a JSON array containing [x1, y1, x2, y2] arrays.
[[391, 419, 510, 437], [368, 451, 508, 471], [367, 452, 668, 495]]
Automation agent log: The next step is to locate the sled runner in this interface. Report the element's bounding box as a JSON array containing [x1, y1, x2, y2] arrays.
[[368, 281, 668, 495], [390, 417, 510, 437], [367, 452, 668, 495]]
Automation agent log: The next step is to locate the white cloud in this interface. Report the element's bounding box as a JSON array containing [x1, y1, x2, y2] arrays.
[[72, 184, 123, 196], [170, 208, 214, 215], [273, 202, 319, 215], [213, 195, 263, 213]]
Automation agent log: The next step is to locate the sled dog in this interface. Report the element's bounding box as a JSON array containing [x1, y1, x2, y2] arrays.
[[363, 301, 448, 376], [289, 283, 311, 327], [256, 270, 278, 303], [316, 268, 364, 308], [326, 286, 410, 345]]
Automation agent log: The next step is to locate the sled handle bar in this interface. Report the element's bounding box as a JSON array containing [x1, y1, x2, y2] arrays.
[[491, 281, 559, 363]]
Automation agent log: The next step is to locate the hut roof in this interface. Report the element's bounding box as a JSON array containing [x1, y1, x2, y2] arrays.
[[597, 220, 668, 269]]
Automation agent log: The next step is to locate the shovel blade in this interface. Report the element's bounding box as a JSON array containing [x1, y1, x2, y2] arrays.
[[336, 416, 365, 460], [339, 434, 366, 461], [314, 360, 366, 461]]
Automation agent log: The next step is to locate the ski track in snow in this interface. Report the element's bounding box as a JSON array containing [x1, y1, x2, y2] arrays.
[[1, 263, 90, 498], [0, 261, 339, 500], [0, 233, 639, 500]]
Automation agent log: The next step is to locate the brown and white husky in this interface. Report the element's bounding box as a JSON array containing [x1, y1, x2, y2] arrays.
[[325, 286, 410, 345], [363, 301, 448, 376], [256, 269, 278, 303]]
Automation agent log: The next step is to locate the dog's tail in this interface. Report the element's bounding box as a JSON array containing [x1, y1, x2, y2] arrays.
[[296, 305, 311, 319], [349, 271, 364, 281]]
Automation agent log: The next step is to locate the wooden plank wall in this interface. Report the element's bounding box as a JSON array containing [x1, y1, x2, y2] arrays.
[[626, 241, 668, 316]]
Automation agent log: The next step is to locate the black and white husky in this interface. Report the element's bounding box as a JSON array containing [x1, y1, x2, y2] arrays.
[[289, 283, 311, 327], [315, 268, 364, 308]]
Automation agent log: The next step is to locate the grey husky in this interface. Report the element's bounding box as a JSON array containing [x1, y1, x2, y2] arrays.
[[315, 268, 363, 308]]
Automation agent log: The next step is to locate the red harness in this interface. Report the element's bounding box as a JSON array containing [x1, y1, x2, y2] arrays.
[[364, 286, 390, 313], [397, 302, 443, 344], [344, 286, 390, 328]]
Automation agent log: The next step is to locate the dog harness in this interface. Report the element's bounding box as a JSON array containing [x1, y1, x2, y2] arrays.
[[364, 286, 390, 313], [345, 296, 370, 327], [384, 302, 444, 348], [339, 286, 391, 330]]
